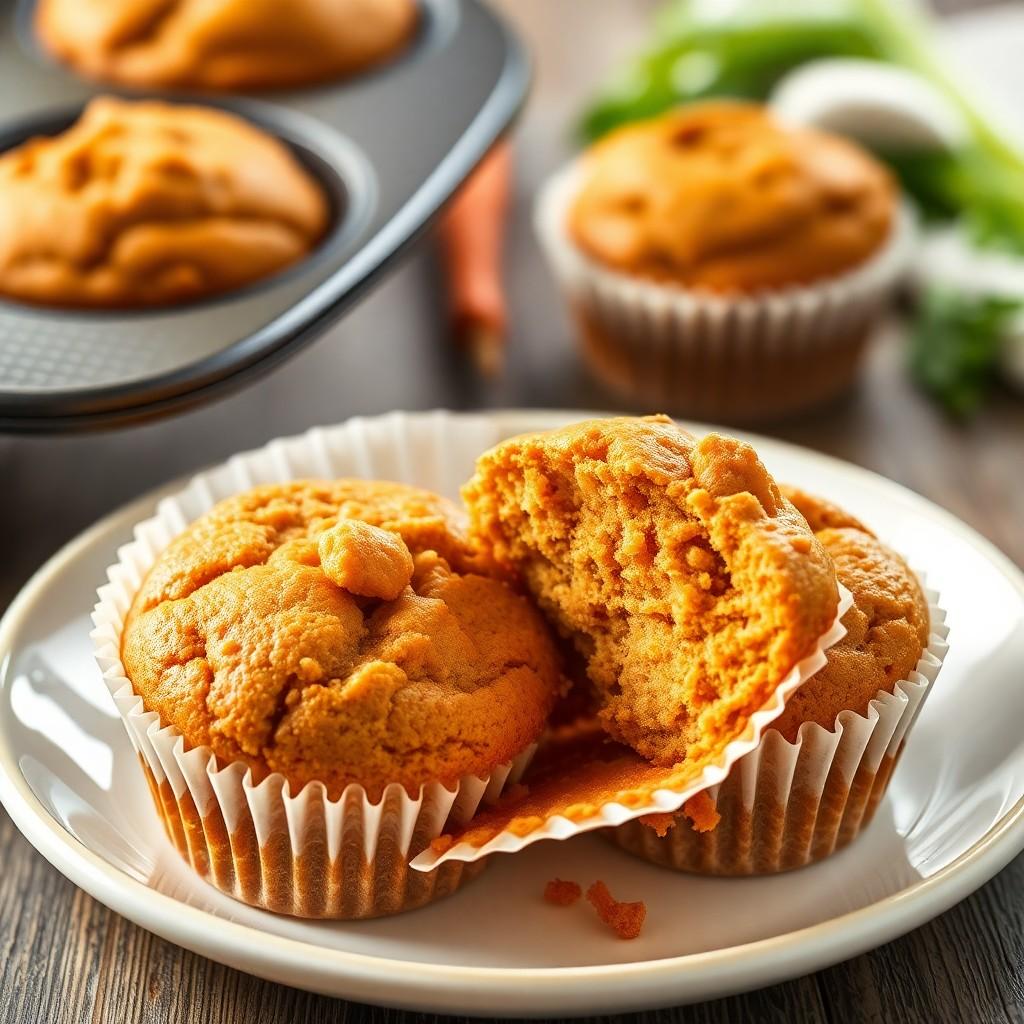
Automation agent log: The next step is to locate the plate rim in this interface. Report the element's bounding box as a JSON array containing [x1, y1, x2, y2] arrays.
[[2, 408, 1024, 1015]]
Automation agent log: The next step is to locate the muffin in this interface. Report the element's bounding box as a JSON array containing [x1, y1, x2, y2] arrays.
[[606, 486, 946, 875], [114, 479, 563, 917], [535, 101, 913, 420], [36, 0, 418, 90], [462, 415, 840, 768], [0, 97, 328, 308]]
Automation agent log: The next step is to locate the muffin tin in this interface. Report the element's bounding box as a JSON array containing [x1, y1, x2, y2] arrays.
[[0, 0, 529, 431]]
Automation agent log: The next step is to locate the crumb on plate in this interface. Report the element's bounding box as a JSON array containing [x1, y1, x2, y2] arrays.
[[586, 880, 646, 940], [544, 878, 582, 906]]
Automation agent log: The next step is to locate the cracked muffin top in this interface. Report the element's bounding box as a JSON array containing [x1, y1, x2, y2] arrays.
[[0, 97, 328, 308], [567, 101, 895, 293], [770, 487, 930, 741], [121, 479, 564, 800], [462, 415, 840, 767], [36, 0, 418, 90]]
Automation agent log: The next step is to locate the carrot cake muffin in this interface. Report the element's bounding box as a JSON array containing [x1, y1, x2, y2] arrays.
[[0, 97, 328, 308], [36, 0, 418, 90], [536, 101, 909, 419], [462, 415, 840, 767], [607, 485, 936, 874], [568, 101, 894, 292], [121, 479, 563, 801]]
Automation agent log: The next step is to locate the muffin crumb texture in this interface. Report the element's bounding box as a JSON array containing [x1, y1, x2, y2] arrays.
[[0, 97, 328, 308], [586, 881, 646, 940], [463, 415, 839, 767], [121, 480, 562, 800], [543, 878, 582, 907], [568, 101, 894, 293]]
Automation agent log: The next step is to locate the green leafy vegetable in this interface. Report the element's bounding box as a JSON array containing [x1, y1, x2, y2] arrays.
[[581, 2, 881, 141], [909, 287, 1020, 416], [579, 0, 1024, 413], [580, 0, 1024, 252]]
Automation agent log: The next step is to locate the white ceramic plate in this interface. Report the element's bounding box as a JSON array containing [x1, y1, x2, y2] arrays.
[[1, 409, 1023, 1016]]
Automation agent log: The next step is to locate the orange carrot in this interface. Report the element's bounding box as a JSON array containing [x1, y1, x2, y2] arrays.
[[437, 140, 512, 376]]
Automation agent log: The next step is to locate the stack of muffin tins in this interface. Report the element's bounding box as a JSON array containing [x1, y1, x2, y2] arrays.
[[0, 0, 528, 431]]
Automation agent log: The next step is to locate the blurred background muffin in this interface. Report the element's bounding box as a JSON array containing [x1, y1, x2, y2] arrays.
[[36, 0, 419, 90], [568, 102, 894, 292], [0, 97, 328, 308], [536, 100, 913, 422]]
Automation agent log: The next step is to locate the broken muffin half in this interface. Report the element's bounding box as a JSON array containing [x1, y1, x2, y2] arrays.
[[462, 415, 840, 766]]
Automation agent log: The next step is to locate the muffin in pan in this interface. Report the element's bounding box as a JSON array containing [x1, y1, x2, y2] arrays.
[[36, 0, 418, 90], [111, 479, 564, 918], [0, 97, 328, 309], [536, 101, 913, 421], [605, 486, 947, 875]]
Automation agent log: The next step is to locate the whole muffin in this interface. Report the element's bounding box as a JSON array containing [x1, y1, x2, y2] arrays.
[[36, 0, 418, 90], [607, 486, 941, 875], [122, 479, 563, 801], [110, 478, 565, 918], [0, 97, 328, 308], [569, 101, 894, 292], [535, 101, 912, 420], [462, 415, 840, 768]]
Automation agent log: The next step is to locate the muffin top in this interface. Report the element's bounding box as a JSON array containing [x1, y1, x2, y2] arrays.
[[0, 98, 328, 308], [567, 101, 896, 293], [771, 487, 930, 741], [36, 0, 418, 90], [122, 480, 563, 800], [463, 415, 840, 767]]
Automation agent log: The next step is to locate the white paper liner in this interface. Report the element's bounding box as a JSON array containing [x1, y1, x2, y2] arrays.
[[90, 412, 542, 919], [534, 162, 916, 419], [412, 584, 855, 871], [605, 586, 948, 874]]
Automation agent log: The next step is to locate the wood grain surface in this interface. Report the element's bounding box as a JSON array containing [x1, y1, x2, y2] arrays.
[[2, 1, 1022, 1022]]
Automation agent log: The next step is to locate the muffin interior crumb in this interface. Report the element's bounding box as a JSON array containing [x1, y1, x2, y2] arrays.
[[543, 878, 583, 906], [463, 416, 839, 766], [586, 881, 646, 940]]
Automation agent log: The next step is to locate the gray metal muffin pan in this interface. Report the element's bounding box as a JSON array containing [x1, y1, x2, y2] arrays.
[[0, 0, 529, 431]]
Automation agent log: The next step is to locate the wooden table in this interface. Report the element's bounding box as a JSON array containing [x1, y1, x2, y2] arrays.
[[2, 2, 1022, 1021]]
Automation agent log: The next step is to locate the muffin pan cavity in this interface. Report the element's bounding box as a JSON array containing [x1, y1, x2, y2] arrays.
[[0, 0, 527, 430]]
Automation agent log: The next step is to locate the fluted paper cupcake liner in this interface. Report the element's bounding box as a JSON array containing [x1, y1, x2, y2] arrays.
[[605, 586, 948, 875], [535, 163, 916, 421], [90, 412, 536, 919], [413, 586, 855, 871]]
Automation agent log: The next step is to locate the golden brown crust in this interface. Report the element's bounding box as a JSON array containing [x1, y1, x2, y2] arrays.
[[781, 486, 869, 534], [462, 415, 840, 766], [36, 0, 418, 90], [568, 101, 895, 293], [122, 480, 563, 800], [0, 97, 328, 308], [772, 490, 930, 741], [543, 878, 582, 906]]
